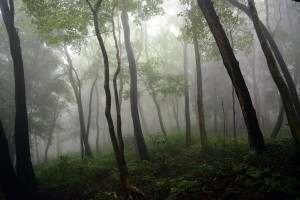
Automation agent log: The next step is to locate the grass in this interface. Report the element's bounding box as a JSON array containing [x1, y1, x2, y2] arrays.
[[2, 132, 300, 200]]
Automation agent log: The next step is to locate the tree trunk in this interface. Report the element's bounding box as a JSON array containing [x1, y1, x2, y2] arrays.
[[95, 84, 100, 153], [172, 96, 181, 133], [196, 0, 265, 151], [34, 133, 40, 165], [87, 72, 98, 139], [0, 0, 38, 191], [44, 95, 61, 163], [232, 86, 236, 138], [270, 104, 284, 140], [192, 18, 211, 154], [183, 42, 192, 146], [87, 1, 144, 198], [138, 101, 149, 135], [229, 0, 300, 120], [152, 94, 167, 136], [121, 2, 149, 161], [0, 119, 29, 200], [62, 45, 93, 158], [247, 0, 300, 145]]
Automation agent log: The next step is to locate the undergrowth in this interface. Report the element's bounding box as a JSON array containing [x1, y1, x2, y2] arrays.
[[2, 133, 299, 200]]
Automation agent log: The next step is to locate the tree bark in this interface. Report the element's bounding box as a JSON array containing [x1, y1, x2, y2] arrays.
[[183, 42, 192, 146], [229, 0, 300, 120], [138, 101, 149, 135], [121, 0, 149, 161], [192, 18, 211, 154], [152, 94, 167, 136], [0, 0, 38, 191], [270, 104, 284, 140], [172, 96, 181, 134], [196, 0, 265, 151], [0, 119, 29, 200], [86, 72, 98, 139], [95, 84, 100, 153], [62, 45, 93, 158], [87, 1, 144, 198], [247, 0, 300, 145]]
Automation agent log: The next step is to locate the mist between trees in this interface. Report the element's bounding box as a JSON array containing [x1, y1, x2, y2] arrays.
[[0, 0, 300, 199]]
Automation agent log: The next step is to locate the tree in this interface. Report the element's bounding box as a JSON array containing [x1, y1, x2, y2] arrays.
[[196, 0, 264, 151], [247, 0, 300, 145], [0, 0, 38, 191], [182, 42, 192, 146], [86, 0, 144, 197], [121, 0, 150, 161]]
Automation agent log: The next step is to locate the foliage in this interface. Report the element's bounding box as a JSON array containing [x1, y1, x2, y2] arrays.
[[32, 133, 300, 200]]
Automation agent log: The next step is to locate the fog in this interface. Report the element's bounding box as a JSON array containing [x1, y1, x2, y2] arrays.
[[0, 0, 299, 173]]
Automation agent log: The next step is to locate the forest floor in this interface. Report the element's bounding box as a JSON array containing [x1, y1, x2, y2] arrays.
[[2, 132, 300, 200]]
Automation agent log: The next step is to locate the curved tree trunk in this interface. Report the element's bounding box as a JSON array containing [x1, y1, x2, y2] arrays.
[[192, 18, 211, 155], [121, 1, 149, 161], [87, 72, 98, 139], [229, 0, 300, 120], [62, 45, 93, 158], [0, 0, 38, 191], [152, 94, 167, 136], [183, 42, 192, 146], [197, 0, 265, 151], [87, 1, 144, 198], [247, 0, 300, 145]]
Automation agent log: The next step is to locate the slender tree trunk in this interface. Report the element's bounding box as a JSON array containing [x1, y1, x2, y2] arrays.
[[87, 72, 98, 139], [232, 86, 236, 138], [95, 84, 100, 153], [229, 0, 300, 120], [196, 0, 265, 150], [192, 18, 211, 154], [152, 94, 167, 136], [34, 133, 39, 165], [57, 131, 61, 157], [270, 104, 284, 140], [138, 101, 149, 135], [63, 45, 93, 158], [247, 0, 300, 145], [44, 97, 61, 163], [0, 0, 38, 190], [183, 42, 192, 146], [121, 0, 149, 161], [87, 1, 144, 197], [172, 96, 181, 133]]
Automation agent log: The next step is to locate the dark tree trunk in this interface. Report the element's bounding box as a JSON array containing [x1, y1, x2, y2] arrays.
[[229, 0, 300, 120], [62, 45, 93, 158], [121, 2, 149, 161], [152, 94, 167, 136], [87, 1, 144, 197], [0, 119, 29, 200], [192, 19, 211, 154], [172, 96, 181, 133], [183, 42, 192, 146], [232, 86, 236, 138], [196, 0, 265, 151], [0, 0, 38, 190], [138, 101, 149, 135], [247, 0, 300, 145], [86, 73, 98, 139], [95, 84, 100, 153], [270, 104, 284, 140]]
